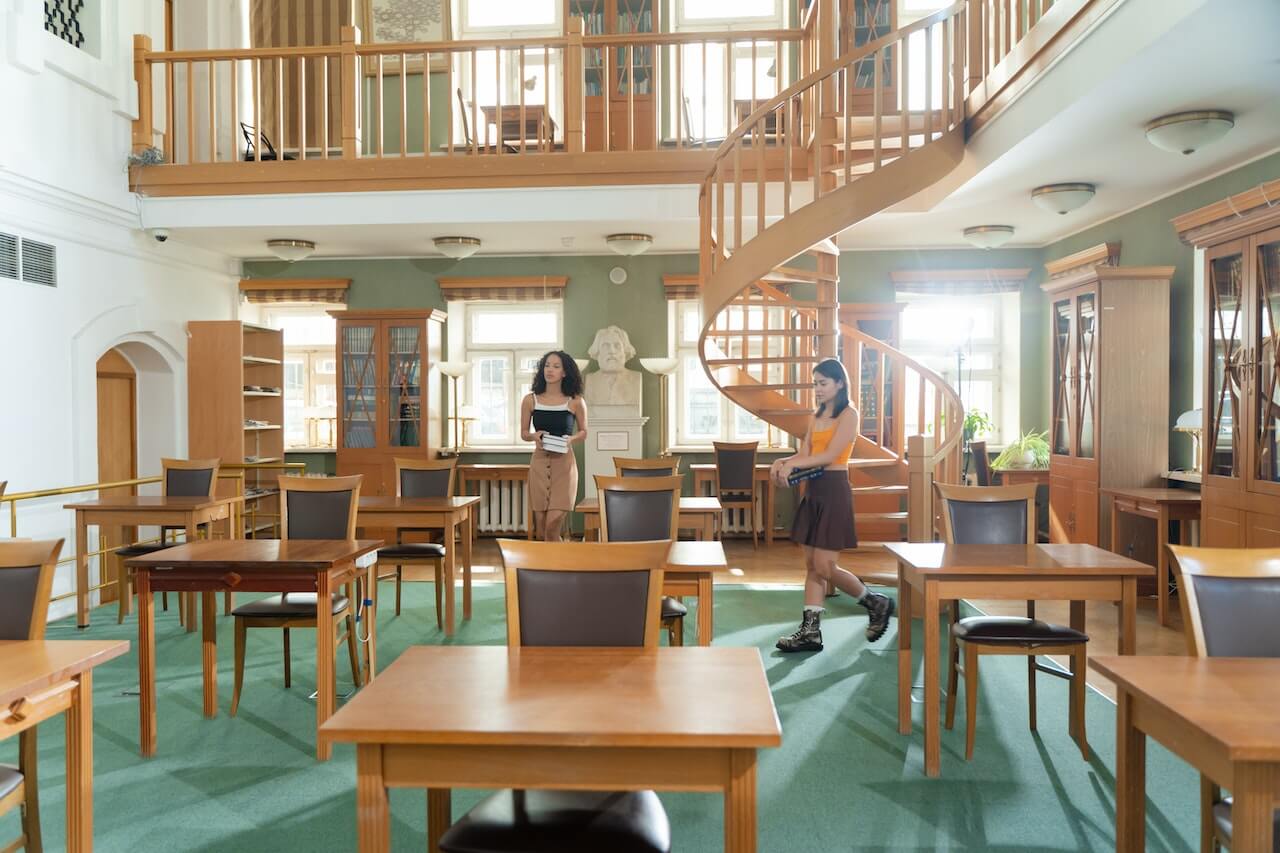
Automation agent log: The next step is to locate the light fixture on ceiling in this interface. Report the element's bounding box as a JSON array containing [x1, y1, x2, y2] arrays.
[[606, 233, 653, 256], [962, 225, 1014, 250], [1144, 110, 1235, 155], [1031, 183, 1096, 215], [434, 236, 481, 259], [266, 239, 315, 262]]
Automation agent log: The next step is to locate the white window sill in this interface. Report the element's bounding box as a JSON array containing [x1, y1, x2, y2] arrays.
[[667, 445, 794, 454], [285, 447, 337, 454], [457, 446, 535, 454]]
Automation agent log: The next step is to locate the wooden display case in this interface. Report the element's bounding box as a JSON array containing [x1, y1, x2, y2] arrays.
[[567, 0, 657, 151], [331, 309, 446, 496], [1041, 245, 1172, 547], [187, 321, 284, 536]]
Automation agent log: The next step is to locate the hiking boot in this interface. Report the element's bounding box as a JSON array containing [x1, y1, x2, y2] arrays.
[[862, 592, 896, 642], [776, 609, 823, 652]]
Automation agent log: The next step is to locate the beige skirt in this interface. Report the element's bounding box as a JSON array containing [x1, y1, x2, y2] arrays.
[[528, 447, 578, 512]]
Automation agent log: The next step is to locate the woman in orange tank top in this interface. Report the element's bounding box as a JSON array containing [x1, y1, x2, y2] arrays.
[[770, 358, 896, 652]]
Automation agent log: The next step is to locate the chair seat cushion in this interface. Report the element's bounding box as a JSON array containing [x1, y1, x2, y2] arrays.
[[438, 789, 671, 853], [952, 616, 1088, 646], [0, 764, 21, 799], [377, 542, 447, 560], [660, 597, 687, 620], [1212, 798, 1280, 851], [232, 593, 350, 618], [114, 543, 171, 558]]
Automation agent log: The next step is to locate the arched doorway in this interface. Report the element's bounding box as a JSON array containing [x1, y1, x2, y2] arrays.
[[96, 348, 138, 606]]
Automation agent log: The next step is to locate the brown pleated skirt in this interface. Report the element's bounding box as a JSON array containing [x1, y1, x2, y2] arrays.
[[791, 470, 858, 550], [528, 447, 578, 512]]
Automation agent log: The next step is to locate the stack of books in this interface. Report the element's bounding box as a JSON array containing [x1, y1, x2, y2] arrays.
[[541, 434, 569, 454]]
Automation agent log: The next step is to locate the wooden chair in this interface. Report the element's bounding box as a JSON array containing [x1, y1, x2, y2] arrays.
[[713, 440, 758, 547], [239, 121, 295, 161], [230, 475, 363, 716], [438, 539, 672, 853], [0, 538, 64, 853], [970, 440, 992, 486], [375, 457, 454, 624], [1167, 546, 1280, 853], [613, 456, 681, 478], [595, 474, 686, 645], [936, 483, 1090, 761]]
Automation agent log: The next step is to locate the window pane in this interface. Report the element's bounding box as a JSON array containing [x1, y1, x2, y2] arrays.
[[474, 356, 511, 440], [734, 404, 766, 438], [467, 0, 556, 28], [681, 305, 701, 344], [273, 314, 336, 347], [472, 310, 558, 345], [683, 0, 777, 18], [683, 356, 720, 438], [284, 358, 306, 448]]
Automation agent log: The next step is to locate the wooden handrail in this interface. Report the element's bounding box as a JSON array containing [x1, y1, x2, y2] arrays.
[[582, 28, 802, 46]]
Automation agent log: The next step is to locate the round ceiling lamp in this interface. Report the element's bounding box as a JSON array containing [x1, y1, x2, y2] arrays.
[[962, 225, 1015, 250], [1032, 183, 1096, 215], [266, 239, 316, 262], [1144, 110, 1234, 155], [434, 236, 481, 259], [606, 233, 653, 256]]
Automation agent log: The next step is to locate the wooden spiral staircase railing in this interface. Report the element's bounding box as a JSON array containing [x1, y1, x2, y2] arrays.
[[698, 2, 969, 540]]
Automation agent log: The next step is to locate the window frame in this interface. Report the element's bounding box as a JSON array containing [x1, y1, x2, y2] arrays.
[[262, 304, 339, 451]]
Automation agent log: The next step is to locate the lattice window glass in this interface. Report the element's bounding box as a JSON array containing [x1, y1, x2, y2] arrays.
[[45, 0, 86, 49]]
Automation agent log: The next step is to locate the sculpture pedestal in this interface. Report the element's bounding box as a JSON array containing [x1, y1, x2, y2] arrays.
[[584, 411, 648, 498]]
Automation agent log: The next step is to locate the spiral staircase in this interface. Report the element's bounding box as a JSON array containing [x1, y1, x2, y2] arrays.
[[698, 2, 971, 540]]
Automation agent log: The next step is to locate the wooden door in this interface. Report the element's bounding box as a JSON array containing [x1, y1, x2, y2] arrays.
[[1246, 510, 1280, 547], [336, 318, 387, 493], [1072, 474, 1098, 546], [1245, 227, 1280, 499], [96, 349, 137, 604], [1201, 491, 1246, 546], [1048, 469, 1074, 543]]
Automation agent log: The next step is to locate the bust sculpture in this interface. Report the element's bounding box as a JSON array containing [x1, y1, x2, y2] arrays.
[[584, 325, 642, 410]]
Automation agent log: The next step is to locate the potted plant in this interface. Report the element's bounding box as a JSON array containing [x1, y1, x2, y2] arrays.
[[991, 430, 1050, 469], [963, 409, 994, 445]]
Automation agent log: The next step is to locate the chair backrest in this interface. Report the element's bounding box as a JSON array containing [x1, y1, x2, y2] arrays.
[[614, 456, 681, 478], [1168, 545, 1280, 657], [498, 539, 668, 648], [970, 440, 992, 487], [239, 122, 279, 159], [936, 483, 1036, 545], [161, 457, 220, 497], [0, 539, 63, 641], [713, 441, 758, 493], [595, 474, 681, 543], [395, 457, 456, 498], [278, 475, 362, 540], [456, 88, 473, 147]]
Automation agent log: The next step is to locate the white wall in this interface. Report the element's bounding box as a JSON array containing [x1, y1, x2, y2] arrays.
[[1, 0, 241, 620]]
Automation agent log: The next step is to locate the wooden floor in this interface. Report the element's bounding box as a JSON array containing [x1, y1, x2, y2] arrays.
[[443, 537, 1188, 700]]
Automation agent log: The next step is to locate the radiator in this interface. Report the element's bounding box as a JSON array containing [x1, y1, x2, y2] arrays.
[[470, 478, 529, 535], [718, 492, 765, 536]]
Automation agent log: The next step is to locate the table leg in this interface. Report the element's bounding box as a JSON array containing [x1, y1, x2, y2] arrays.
[[697, 574, 714, 645], [112, 524, 132, 621], [462, 510, 474, 621], [136, 568, 157, 756], [443, 520, 457, 637], [364, 561, 378, 682], [315, 569, 336, 762], [897, 560, 913, 736], [923, 579, 941, 777], [724, 748, 758, 853], [1114, 691, 1146, 852], [76, 512, 90, 628], [1156, 504, 1171, 627], [184, 519, 198, 633], [763, 479, 774, 547], [65, 671, 93, 853], [356, 744, 390, 852], [201, 591, 217, 717], [1230, 764, 1279, 853], [1119, 577, 1137, 655], [1070, 600, 1086, 634], [427, 788, 452, 853]]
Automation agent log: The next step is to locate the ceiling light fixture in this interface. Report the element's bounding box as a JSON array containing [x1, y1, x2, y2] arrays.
[[433, 236, 481, 259], [1145, 110, 1235, 155], [962, 225, 1015, 250], [1032, 183, 1096, 215], [606, 233, 653, 256], [266, 239, 315, 262]]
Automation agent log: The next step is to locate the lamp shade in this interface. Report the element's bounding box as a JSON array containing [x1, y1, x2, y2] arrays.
[[437, 361, 471, 378], [1174, 409, 1203, 431], [962, 225, 1014, 249], [606, 233, 653, 256], [457, 405, 480, 421], [1145, 110, 1234, 155], [1031, 183, 1096, 215], [266, 239, 315, 262], [434, 236, 481, 259], [639, 357, 679, 375]]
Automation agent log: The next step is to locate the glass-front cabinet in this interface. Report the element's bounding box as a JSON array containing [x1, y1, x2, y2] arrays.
[[566, 0, 657, 151], [1047, 287, 1098, 464], [1205, 241, 1245, 486], [1248, 228, 1280, 495]]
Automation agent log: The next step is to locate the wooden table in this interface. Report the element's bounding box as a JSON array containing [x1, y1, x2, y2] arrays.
[[456, 463, 532, 539], [479, 104, 557, 151], [665, 540, 729, 645], [125, 539, 381, 761], [320, 645, 782, 853], [64, 495, 242, 630], [577, 496, 723, 542], [1101, 487, 1201, 627], [884, 542, 1153, 777], [1091, 656, 1280, 853], [356, 496, 479, 637], [991, 466, 1050, 487], [690, 463, 775, 545], [0, 640, 129, 852]]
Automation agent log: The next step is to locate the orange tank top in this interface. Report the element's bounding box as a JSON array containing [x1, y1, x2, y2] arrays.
[[810, 425, 853, 466]]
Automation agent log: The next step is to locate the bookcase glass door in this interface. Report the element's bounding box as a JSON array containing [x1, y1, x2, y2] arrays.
[[847, 0, 893, 91], [341, 324, 378, 449], [569, 0, 606, 96], [387, 323, 423, 448], [1250, 232, 1280, 488], [1207, 246, 1244, 481], [1075, 292, 1097, 459], [614, 0, 654, 97], [1051, 297, 1073, 457]]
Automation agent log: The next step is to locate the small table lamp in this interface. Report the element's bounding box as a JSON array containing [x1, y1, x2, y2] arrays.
[[640, 357, 680, 455], [1174, 408, 1203, 473], [457, 405, 479, 448], [438, 361, 471, 454]]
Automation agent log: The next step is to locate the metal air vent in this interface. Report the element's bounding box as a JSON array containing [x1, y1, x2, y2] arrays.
[[20, 238, 57, 287], [0, 233, 16, 279]]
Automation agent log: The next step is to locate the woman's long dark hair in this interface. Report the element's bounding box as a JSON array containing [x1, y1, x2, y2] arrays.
[[532, 350, 583, 397], [813, 357, 851, 419]]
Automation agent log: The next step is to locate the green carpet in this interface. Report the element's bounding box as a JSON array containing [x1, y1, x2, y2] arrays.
[[2, 585, 1198, 852]]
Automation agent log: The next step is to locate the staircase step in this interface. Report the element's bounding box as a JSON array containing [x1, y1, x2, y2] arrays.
[[851, 484, 909, 494], [752, 407, 810, 416], [724, 382, 815, 391], [847, 458, 900, 469], [707, 329, 837, 338], [808, 239, 839, 256], [855, 511, 909, 522], [760, 265, 837, 284], [706, 356, 824, 366]]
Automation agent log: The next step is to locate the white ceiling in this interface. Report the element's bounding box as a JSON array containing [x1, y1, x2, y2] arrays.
[[143, 0, 1280, 260]]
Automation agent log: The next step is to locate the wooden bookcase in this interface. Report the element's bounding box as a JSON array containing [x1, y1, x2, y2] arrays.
[[567, 0, 657, 151], [187, 321, 284, 536]]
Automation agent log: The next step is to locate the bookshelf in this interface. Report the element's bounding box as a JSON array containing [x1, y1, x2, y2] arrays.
[[567, 0, 658, 150], [842, 0, 896, 113]]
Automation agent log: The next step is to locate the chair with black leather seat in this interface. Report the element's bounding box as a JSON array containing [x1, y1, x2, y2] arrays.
[[230, 475, 363, 716], [613, 456, 681, 478], [240, 122, 295, 161], [0, 537, 63, 853], [713, 440, 758, 547], [969, 440, 992, 486], [595, 474, 687, 646], [1168, 545, 1280, 853], [936, 482, 1090, 761], [375, 457, 454, 624], [437, 538, 672, 853]]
